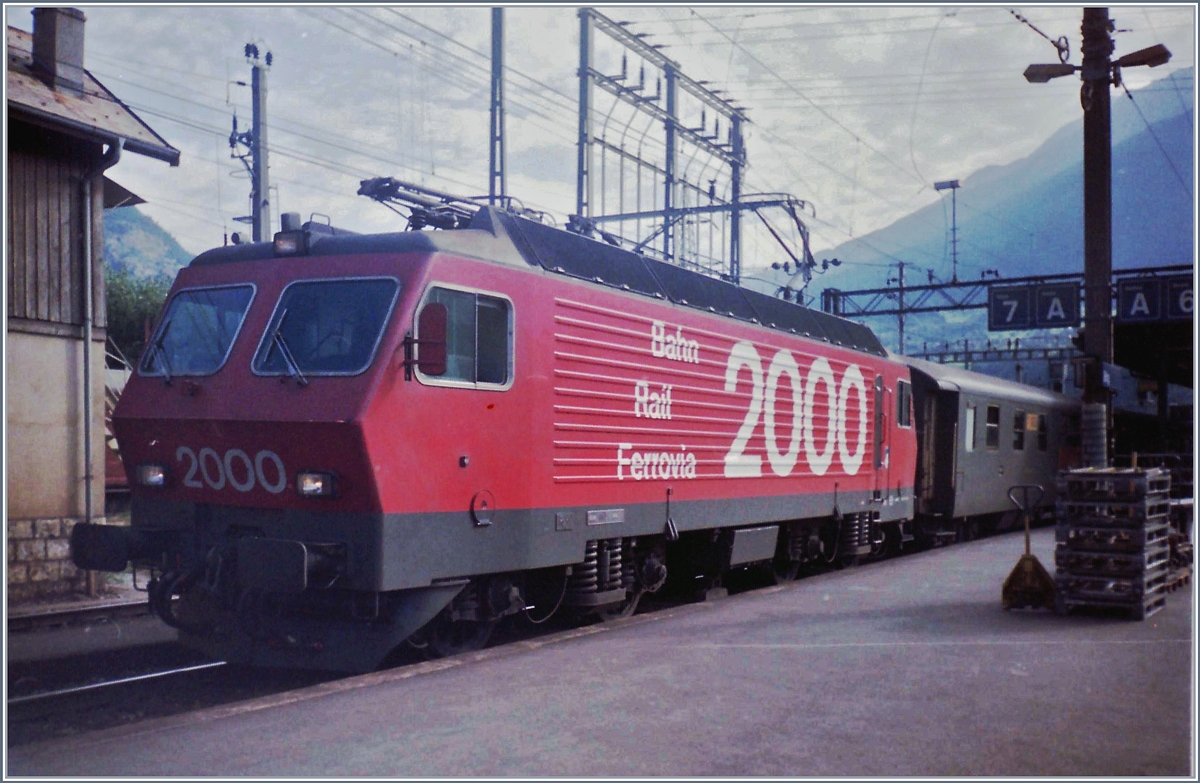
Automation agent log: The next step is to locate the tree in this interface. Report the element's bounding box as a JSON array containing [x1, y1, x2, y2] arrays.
[[105, 266, 171, 368]]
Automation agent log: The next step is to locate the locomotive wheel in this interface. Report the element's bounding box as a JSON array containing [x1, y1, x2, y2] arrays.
[[869, 528, 889, 560], [427, 616, 498, 658], [771, 558, 800, 584], [598, 589, 642, 622]]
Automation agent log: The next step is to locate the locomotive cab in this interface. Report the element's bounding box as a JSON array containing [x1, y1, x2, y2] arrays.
[[72, 222, 491, 670], [73, 209, 598, 670]]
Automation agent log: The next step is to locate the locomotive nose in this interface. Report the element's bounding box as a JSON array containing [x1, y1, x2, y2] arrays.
[[112, 419, 379, 513]]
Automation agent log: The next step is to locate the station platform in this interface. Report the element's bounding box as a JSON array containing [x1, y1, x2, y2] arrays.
[[7, 527, 1193, 776]]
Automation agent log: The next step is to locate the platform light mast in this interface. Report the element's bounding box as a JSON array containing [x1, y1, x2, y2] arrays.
[[934, 179, 960, 283]]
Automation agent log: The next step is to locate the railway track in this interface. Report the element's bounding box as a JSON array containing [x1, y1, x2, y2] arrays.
[[9, 661, 228, 706], [7, 596, 152, 634], [7, 653, 340, 748]]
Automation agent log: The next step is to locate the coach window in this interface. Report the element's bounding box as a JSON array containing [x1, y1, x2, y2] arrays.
[[964, 405, 977, 452], [1012, 410, 1026, 451], [985, 404, 1000, 450], [896, 380, 912, 428], [421, 286, 512, 387], [1037, 414, 1048, 451]]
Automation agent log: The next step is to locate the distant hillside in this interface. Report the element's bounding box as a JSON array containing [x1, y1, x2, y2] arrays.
[[788, 67, 1194, 353], [104, 206, 192, 280], [812, 67, 1193, 288]]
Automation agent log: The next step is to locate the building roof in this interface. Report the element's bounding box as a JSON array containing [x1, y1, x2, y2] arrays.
[[103, 176, 144, 208], [1114, 320, 1193, 390], [6, 27, 179, 165]]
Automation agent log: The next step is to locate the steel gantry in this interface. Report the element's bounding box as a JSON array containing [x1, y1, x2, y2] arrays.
[[573, 8, 818, 286], [820, 264, 1192, 319]]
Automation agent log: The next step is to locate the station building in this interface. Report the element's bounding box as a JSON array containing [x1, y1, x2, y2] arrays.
[[6, 7, 178, 602]]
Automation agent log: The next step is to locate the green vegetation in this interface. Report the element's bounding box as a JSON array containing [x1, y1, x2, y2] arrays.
[[102, 206, 192, 367], [105, 265, 171, 367]]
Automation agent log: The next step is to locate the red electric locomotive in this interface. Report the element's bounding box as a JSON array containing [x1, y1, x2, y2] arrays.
[[73, 203, 924, 671]]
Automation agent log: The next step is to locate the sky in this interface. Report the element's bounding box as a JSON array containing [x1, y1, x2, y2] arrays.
[[6, 4, 1196, 278]]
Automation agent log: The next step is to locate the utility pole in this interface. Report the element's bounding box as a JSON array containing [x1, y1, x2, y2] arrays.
[[1022, 8, 1170, 465], [1079, 8, 1113, 409], [248, 44, 271, 241], [575, 10, 593, 219], [891, 261, 907, 354], [663, 64, 677, 261], [729, 115, 743, 284], [488, 8, 506, 205]]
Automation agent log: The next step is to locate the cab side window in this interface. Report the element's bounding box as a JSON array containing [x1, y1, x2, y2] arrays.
[[425, 287, 512, 386], [475, 297, 509, 384], [896, 380, 912, 428]]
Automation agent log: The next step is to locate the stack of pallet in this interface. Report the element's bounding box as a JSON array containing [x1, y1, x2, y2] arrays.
[[1055, 467, 1172, 620]]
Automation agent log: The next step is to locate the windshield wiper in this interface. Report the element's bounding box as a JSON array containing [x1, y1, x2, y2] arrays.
[[270, 309, 308, 387], [149, 317, 174, 385]]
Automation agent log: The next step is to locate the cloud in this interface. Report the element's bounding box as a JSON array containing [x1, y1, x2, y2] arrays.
[[8, 4, 1191, 265]]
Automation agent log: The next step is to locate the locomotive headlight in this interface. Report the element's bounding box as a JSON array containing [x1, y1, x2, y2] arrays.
[[297, 471, 336, 497], [273, 229, 309, 256], [136, 463, 166, 487]]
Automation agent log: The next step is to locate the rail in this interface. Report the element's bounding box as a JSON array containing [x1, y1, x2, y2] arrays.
[[7, 597, 151, 634], [8, 661, 226, 706]]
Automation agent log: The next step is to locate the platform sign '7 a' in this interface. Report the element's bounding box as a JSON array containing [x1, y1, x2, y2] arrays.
[[987, 285, 1032, 331]]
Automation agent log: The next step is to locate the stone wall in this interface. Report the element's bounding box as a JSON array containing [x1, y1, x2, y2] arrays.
[[7, 515, 100, 603]]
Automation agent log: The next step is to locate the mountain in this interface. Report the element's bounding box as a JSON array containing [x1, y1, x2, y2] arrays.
[[104, 206, 193, 280], [798, 67, 1194, 353], [814, 67, 1193, 287]]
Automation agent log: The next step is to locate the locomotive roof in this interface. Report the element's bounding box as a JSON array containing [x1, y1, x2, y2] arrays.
[[189, 207, 887, 359], [900, 353, 1078, 410]]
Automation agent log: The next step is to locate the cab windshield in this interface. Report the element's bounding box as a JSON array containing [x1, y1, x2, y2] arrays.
[[253, 277, 399, 376], [139, 285, 255, 377]]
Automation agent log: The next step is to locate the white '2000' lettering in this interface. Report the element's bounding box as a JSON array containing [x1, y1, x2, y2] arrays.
[[175, 446, 286, 494], [722, 341, 765, 477], [722, 343, 869, 478]]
